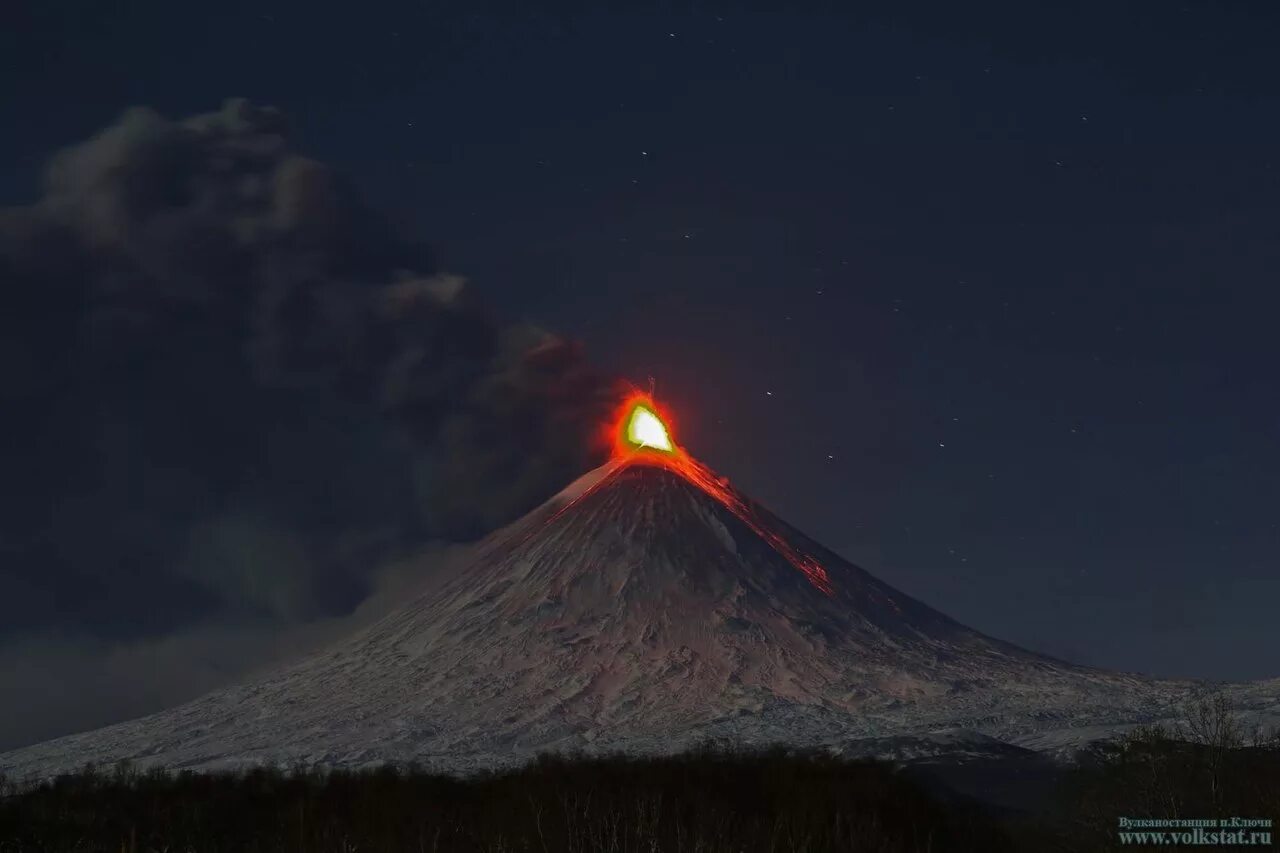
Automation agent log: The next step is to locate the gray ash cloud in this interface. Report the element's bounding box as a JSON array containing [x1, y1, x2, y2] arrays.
[[0, 99, 620, 652]]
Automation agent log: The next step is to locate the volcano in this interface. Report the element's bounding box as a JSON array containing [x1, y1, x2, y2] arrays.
[[1, 399, 1199, 775]]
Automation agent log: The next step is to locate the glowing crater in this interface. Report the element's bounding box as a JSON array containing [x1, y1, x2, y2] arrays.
[[598, 389, 834, 596], [625, 404, 674, 452]]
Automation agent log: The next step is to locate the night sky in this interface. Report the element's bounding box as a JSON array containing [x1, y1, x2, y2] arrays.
[[3, 1, 1279, 749]]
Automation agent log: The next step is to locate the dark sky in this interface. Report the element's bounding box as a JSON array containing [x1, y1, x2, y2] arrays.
[[2, 1, 1279, 748]]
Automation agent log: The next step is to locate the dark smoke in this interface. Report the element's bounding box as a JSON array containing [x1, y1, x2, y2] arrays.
[[0, 99, 619, 659]]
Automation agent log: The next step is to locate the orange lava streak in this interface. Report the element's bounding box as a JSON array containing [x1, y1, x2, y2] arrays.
[[640, 452, 835, 597], [510, 461, 626, 553], [608, 392, 836, 596]]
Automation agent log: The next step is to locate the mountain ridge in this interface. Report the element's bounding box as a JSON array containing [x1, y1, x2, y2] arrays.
[[0, 458, 1206, 776]]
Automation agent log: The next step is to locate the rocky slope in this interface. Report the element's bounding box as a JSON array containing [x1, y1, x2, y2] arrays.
[[0, 458, 1206, 777]]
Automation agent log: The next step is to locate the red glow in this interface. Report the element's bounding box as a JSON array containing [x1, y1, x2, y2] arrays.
[[608, 392, 681, 459], [604, 390, 835, 596]]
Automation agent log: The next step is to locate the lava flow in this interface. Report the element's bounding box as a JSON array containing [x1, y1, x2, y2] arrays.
[[609, 392, 835, 596]]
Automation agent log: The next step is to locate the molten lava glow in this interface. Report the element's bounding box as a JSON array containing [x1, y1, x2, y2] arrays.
[[609, 393, 680, 458], [653, 452, 836, 597], [625, 405, 673, 452], [602, 390, 835, 596]]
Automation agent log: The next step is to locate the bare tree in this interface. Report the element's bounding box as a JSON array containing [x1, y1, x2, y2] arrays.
[[1178, 689, 1244, 812]]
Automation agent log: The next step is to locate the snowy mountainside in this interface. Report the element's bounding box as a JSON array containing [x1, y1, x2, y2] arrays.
[[0, 459, 1213, 777]]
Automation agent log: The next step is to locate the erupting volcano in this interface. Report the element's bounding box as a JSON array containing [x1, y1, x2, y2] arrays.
[[607, 393, 834, 595], [1, 392, 1194, 777]]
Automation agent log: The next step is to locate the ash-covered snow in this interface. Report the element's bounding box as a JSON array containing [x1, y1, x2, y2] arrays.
[[1, 461, 1268, 779]]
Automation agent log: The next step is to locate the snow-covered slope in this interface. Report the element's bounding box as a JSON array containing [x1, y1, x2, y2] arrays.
[[0, 459, 1219, 776]]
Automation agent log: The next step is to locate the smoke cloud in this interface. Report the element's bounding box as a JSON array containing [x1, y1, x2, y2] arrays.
[[0, 100, 621, 747]]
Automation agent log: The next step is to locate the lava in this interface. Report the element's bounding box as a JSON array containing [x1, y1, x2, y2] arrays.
[[625, 403, 674, 452], [608, 391, 835, 596]]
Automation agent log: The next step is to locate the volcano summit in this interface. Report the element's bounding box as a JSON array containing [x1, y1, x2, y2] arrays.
[[1, 398, 1199, 775]]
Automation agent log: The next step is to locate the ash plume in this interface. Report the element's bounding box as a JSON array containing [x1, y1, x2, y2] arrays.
[[0, 99, 619, 746]]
